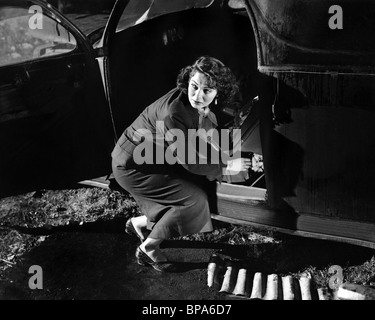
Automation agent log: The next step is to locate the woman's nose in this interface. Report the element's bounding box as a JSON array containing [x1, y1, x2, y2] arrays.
[[194, 89, 204, 100]]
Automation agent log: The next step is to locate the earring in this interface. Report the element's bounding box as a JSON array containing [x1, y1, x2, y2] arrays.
[[215, 98, 218, 105]]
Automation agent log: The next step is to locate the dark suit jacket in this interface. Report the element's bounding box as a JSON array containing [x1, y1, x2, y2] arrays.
[[111, 87, 226, 179]]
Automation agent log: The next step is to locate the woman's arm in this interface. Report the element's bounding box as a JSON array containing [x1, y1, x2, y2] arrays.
[[162, 111, 225, 179]]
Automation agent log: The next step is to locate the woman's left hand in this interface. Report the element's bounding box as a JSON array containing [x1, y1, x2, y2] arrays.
[[224, 157, 252, 175]]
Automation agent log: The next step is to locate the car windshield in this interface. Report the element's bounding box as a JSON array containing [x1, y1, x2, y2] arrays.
[[116, 0, 214, 32]]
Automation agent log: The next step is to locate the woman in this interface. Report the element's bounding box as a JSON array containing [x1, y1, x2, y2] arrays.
[[111, 56, 251, 272]]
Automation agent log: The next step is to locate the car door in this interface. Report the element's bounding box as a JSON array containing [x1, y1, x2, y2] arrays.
[[0, 0, 115, 196]]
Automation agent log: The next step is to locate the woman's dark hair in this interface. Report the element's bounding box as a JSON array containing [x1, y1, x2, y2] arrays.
[[177, 56, 240, 109]]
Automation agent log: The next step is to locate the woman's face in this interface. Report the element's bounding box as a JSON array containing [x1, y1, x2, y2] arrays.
[[188, 71, 218, 114]]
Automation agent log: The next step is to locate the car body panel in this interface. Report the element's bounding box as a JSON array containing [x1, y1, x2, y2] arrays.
[[240, 0, 375, 224], [245, 0, 375, 73]]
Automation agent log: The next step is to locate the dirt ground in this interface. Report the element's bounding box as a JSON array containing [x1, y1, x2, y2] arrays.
[[0, 186, 374, 301], [1, 216, 374, 301], [0, 215, 240, 300], [0, 231, 224, 300]]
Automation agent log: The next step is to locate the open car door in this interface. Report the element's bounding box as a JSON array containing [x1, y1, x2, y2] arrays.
[[0, 0, 115, 197], [95, 0, 216, 140]]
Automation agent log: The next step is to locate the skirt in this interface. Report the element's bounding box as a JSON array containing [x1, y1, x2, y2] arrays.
[[112, 162, 217, 240]]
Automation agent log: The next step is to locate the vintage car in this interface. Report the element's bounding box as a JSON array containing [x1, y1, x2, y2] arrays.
[[1, 0, 374, 248]]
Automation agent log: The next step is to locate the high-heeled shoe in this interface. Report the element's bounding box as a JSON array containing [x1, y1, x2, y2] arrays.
[[125, 218, 148, 243], [135, 246, 177, 272]]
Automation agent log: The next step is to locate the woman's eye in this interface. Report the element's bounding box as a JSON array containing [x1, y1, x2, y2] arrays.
[[191, 83, 198, 90], [204, 89, 212, 94]]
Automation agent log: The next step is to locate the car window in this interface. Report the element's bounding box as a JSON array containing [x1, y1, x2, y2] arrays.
[[116, 0, 214, 32], [0, 5, 77, 67]]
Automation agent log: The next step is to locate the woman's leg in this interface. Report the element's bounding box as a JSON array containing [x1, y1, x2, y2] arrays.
[[113, 164, 213, 265], [130, 215, 148, 241], [139, 238, 168, 262]]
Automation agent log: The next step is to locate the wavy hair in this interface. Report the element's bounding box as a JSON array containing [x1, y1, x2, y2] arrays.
[[176, 56, 240, 109]]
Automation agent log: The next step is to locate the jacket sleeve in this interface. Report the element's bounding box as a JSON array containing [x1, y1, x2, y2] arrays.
[[162, 110, 226, 180]]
